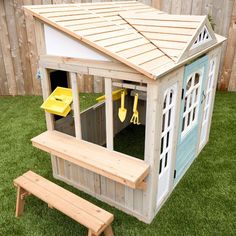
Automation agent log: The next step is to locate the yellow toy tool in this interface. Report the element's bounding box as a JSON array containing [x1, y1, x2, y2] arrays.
[[118, 90, 127, 122], [130, 93, 141, 125], [96, 89, 126, 103]]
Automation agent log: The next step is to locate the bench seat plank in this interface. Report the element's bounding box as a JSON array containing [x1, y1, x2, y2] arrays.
[[14, 171, 113, 234], [31, 130, 149, 189]]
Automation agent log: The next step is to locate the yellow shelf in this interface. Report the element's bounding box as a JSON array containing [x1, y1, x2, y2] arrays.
[[41, 87, 73, 117]]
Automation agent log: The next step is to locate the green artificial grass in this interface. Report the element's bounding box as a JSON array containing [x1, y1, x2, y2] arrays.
[[114, 124, 145, 160], [0, 92, 235, 235]]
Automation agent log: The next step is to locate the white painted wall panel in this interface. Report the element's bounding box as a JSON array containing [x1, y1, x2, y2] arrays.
[[44, 24, 111, 61]]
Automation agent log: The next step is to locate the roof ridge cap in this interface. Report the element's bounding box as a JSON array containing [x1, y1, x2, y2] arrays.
[[118, 13, 176, 63]]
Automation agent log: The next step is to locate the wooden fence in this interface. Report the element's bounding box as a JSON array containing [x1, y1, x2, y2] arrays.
[[0, 0, 235, 95]]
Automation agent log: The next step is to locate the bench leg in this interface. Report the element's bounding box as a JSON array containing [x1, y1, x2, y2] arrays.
[[104, 225, 114, 236], [88, 229, 97, 236], [15, 186, 28, 217]]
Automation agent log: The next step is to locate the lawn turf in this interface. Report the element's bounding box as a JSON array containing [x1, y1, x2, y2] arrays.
[[0, 92, 235, 235]]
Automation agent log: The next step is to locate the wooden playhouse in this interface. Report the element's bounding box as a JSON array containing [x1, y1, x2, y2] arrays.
[[24, 1, 226, 223]]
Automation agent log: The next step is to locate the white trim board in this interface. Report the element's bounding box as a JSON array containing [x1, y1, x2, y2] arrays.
[[44, 24, 111, 61]]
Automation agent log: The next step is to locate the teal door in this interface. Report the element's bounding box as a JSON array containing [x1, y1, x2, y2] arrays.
[[175, 56, 208, 182]]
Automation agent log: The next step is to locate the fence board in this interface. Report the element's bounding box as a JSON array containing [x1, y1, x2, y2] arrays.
[[0, 0, 235, 95]]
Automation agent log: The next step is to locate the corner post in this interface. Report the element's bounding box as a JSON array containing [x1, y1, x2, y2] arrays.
[[105, 77, 113, 150], [70, 72, 82, 139], [143, 81, 162, 222]]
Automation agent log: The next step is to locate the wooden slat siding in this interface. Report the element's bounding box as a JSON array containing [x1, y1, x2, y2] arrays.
[[24, 5, 41, 95], [71, 163, 79, 183], [171, 0, 182, 14], [0, 0, 17, 95], [219, 0, 236, 90], [181, 0, 193, 15], [228, 54, 236, 91], [125, 186, 134, 210], [15, 0, 34, 95], [0, 43, 9, 95], [152, 0, 161, 9], [160, 0, 171, 13], [133, 189, 143, 213], [94, 173, 101, 195], [4, 0, 25, 95], [191, 0, 203, 15], [115, 183, 125, 205]]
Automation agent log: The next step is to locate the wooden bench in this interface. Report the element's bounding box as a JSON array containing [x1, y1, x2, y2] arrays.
[[31, 130, 149, 189], [14, 171, 114, 236]]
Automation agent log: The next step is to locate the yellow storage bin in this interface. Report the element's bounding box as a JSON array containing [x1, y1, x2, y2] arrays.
[[96, 89, 127, 103], [41, 87, 73, 117]]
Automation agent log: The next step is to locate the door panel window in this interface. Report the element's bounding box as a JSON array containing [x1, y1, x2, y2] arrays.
[[157, 83, 177, 206], [181, 70, 202, 137], [159, 88, 175, 175]]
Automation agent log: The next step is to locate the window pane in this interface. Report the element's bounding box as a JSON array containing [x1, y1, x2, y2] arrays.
[[163, 95, 167, 109], [194, 73, 200, 85], [159, 158, 162, 174], [161, 137, 164, 154], [187, 112, 191, 126], [165, 153, 168, 167], [169, 90, 173, 104], [195, 88, 199, 102], [187, 77, 192, 91], [192, 107, 196, 121], [168, 109, 171, 127], [182, 117, 185, 131], [162, 113, 165, 132], [166, 132, 169, 148]]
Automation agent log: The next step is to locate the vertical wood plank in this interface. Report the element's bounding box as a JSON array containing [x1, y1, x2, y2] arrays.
[[115, 182, 125, 205], [219, 0, 236, 90], [15, 0, 34, 95], [105, 77, 114, 150], [125, 186, 134, 210], [191, 0, 203, 15], [24, 0, 42, 95], [152, 0, 161, 10], [171, 0, 182, 14], [4, 0, 25, 95], [70, 72, 82, 139], [0, 0, 17, 95], [142, 82, 162, 221], [0, 42, 9, 95], [181, 0, 193, 15], [160, 0, 172, 13]]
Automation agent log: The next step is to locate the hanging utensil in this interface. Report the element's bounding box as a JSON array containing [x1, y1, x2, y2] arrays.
[[130, 93, 140, 125], [118, 90, 127, 122]]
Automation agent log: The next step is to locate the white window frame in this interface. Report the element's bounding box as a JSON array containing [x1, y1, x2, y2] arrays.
[[159, 87, 176, 176], [200, 57, 216, 147], [181, 68, 203, 138]]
